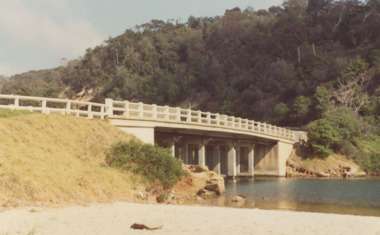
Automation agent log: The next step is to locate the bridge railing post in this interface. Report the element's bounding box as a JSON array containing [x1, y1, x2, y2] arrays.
[[123, 101, 129, 118], [105, 98, 113, 117], [216, 113, 220, 126], [152, 104, 157, 119], [176, 107, 181, 122], [138, 102, 144, 119], [88, 104, 93, 119], [207, 112, 211, 124], [66, 101, 71, 115], [41, 99, 47, 114], [187, 109, 192, 123], [100, 105, 105, 119], [13, 97, 19, 110], [165, 106, 169, 121]]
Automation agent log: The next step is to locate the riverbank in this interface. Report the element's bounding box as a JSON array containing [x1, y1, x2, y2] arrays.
[[1, 202, 379, 235]]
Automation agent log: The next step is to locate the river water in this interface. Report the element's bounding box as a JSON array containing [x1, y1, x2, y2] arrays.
[[192, 177, 380, 217]]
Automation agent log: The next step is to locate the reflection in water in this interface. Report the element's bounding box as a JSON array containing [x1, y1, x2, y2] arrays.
[[189, 178, 380, 217]]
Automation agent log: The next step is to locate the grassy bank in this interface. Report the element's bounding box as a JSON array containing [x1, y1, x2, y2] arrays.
[[0, 110, 138, 208]]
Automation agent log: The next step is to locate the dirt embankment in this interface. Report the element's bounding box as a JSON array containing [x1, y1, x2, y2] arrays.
[[286, 145, 366, 178]]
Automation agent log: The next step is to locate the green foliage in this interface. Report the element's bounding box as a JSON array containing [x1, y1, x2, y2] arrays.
[[0, 108, 33, 118], [220, 100, 234, 116], [307, 119, 340, 158], [311, 86, 330, 118], [291, 96, 311, 125], [156, 192, 168, 203], [356, 152, 380, 175], [105, 141, 186, 187], [337, 58, 369, 84], [323, 107, 362, 154], [273, 102, 290, 125]]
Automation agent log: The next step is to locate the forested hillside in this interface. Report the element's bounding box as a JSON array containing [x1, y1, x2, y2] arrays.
[[1, 0, 380, 172]]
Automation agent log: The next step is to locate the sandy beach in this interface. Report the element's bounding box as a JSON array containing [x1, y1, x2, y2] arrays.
[[1, 202, 379, 235]]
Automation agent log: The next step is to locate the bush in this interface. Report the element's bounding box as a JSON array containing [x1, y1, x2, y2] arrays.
[[105, 140, 186, 187], [307, 119, 340, 158], [356, 152, 380, 175]]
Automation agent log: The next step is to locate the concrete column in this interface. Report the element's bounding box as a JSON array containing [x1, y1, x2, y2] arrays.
[[168, 140, 175, 158], [213, 145, 221, 174], [277, 141, 294, 177], [227, 143, 237, 178], [181, 143, 189, 164], [248, 144, 255, 176], [236, 146, 241, 174], [198, 142, 206, 166]]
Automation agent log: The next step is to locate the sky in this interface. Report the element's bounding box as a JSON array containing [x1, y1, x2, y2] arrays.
[[0, 0, 283, 77]]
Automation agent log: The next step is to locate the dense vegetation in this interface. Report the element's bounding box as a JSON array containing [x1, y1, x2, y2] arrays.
[[105, 141, 186, 187], [1, 0, 379, 173]]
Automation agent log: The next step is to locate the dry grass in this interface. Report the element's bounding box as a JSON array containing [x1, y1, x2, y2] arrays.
[[0, 113, 139, 208], [289, 152, 359, 174]]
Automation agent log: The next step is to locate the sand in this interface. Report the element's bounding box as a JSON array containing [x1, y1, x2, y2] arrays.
[[1, 202, 379, 235]]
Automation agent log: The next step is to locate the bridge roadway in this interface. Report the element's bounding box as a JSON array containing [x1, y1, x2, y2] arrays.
[[0, 94, 295, 177]]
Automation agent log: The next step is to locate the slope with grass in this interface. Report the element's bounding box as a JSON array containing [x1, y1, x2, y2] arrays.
[[0, 109, 138, 208]]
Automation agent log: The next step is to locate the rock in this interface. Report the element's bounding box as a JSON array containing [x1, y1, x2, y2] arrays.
[[188, 165, 209, 173], [287, 169, 294, 177], [196, 188, 215, 198], [196, 172, 225, 198], [343, 171, 367, 178], [317, 172, 330, 178], [232, 195, 246, 203]]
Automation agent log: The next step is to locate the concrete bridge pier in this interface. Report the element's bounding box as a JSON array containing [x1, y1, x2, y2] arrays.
[[213, 146, 221, 174], [227, 143, 237, 178], [248, 145, 255, 177]]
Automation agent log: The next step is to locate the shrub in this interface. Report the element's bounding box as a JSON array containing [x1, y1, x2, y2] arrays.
[[307, 119, 340, 158], [356, 152, 380, 175], [105, 140, 186, 187]]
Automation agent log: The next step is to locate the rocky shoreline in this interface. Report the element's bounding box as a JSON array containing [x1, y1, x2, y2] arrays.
[[286, 163, 367, 178]]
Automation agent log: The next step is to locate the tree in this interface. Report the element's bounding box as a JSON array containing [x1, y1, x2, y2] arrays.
[[291, 96, 312, 125], [307, 118, 340, 158], [273, 103, 290, 125], [312, 86, 330, 118]]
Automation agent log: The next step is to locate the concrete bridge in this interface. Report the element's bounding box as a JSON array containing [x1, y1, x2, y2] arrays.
[[0, 94, 295, 177]]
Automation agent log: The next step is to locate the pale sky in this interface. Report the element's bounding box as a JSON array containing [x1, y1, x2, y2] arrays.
[[0, 0, 283, 77]]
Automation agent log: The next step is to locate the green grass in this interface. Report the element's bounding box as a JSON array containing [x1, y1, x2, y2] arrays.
[[0, 108, 33, 118]]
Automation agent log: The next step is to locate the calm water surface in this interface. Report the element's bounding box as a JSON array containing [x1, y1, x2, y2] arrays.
[[192, 178, 380, 217]]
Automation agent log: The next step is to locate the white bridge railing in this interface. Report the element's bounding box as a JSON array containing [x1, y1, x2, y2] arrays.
[[0, 94, 106, 119], [0, 94, 294, 140], [106, 99, 294, 140]]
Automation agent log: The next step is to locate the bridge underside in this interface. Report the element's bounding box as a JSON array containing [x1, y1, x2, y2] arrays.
[[112, 121, 293, 177], [154, 127, 292, 177]]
